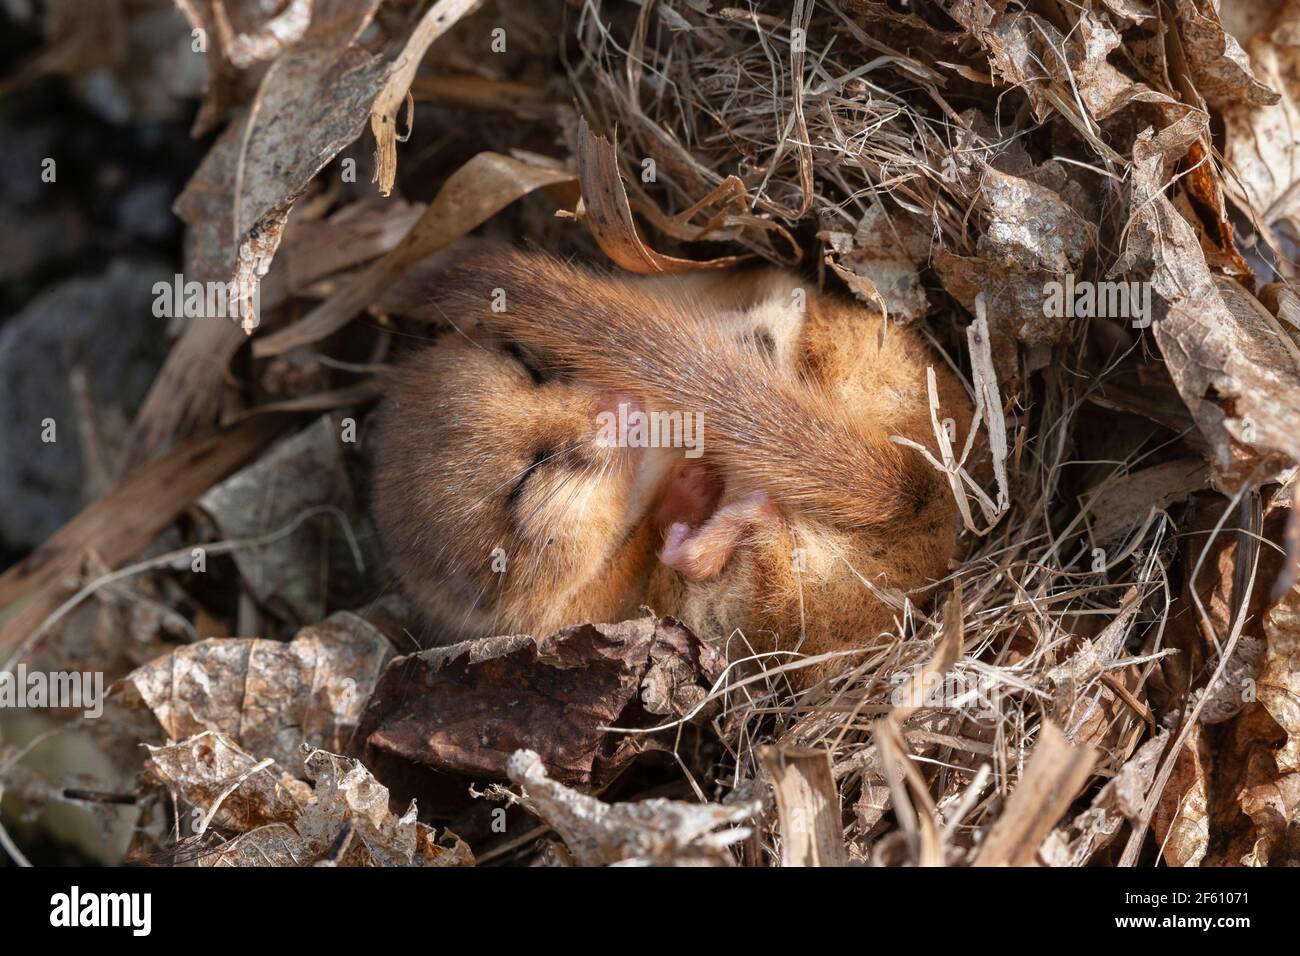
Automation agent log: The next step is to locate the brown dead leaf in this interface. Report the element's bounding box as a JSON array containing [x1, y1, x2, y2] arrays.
[[501, 749, 759, 866], [170, 0, 382, 295], [197, 414, 381, 624], [1153, 499, 1288, 733], [1239, 771, 1300, 865], [213, 0, 313, 70], [1157, 11, 1258, 281], [253, 151, 576, 357], [369, 0, 484, 196], [824, 256, 887, 320], [936, 165, 1096, 379], [1203, 704, 1291, 865], [575, 118, 749, 275], [146, 732, 472, 867], [145, 730, 310, 832], [1175, 0, 1281, 110], [357, 617, 724, 796], [173, 1, 447, 332], [1100, 0, 1157, 23], [1084, 459, 1211, 547], [1224, 0, 1300, 234], [117, 600, 398, 766], [224, 12, 392, 330], [293, 749, 473, 867], [119, 1, 389, 462], [1152, 727, 1211, 866], [1116, 124, 1300, 482], [198, 823, 310, 866], [948, 6, 1171, 131], [822, 203, 931, 322], [1261, 582, 1300, 774]]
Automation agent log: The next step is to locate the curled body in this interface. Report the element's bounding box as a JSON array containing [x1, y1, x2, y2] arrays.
[[371, 248, 975, 684]]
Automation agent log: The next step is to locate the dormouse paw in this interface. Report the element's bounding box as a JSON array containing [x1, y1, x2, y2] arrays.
[[658, 491, 777, 580]]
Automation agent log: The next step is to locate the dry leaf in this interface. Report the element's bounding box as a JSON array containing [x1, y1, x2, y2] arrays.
[[1152, 728, 1210, 866], [145, 730, 310, 832], [197, 414, 381, 623], [369, 0, 484, 196], [822, 203, 930, 322], [1084, 459, 1211, 546], [215, 0, 313, 69], [575, 117, 748, 274], [358, 617, 724, 798], [936, 165, 1096, 378], [1116, 124, 1300, 479], [121, 0, 388, 460], [1175, 0, 1281, 109], [949, 6, 1170, 128], [146, 732, 472, 867], [226, 20, 390, 329], [1224, 0, 1300, 233], [1239, 772, 1300, 865], [502, 749, 759, 866], [198, 823, 311, 866], [253, 151, 576, 357], [1261, 582, 1300, 773], [117, 601, 398, 766], [293, 748, 473, 867]]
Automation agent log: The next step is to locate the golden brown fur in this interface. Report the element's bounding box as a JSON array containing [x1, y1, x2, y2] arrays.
[[371, 248, 975, 685]]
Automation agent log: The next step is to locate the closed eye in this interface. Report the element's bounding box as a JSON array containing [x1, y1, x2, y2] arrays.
[[505, 448, 552, 511], [502, 341, 547, 385]]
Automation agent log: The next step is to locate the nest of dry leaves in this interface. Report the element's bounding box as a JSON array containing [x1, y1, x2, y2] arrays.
[[2, 0, 1299, 868]]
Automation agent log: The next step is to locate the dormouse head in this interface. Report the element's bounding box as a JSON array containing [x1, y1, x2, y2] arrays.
[[371, 326, 677, 639]]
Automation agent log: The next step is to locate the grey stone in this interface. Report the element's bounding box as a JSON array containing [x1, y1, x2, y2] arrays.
[[0, 259, 171, 547]]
